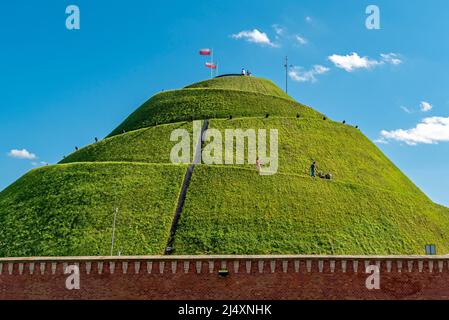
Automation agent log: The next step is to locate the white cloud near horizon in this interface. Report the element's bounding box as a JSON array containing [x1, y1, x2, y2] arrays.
[[31, 161, 48, 167], [328, 52, 402, 72], [231, 29, 277, 47], [289, 65, 329, 83], [8, 149, 37, 160], [379, 117, 449, 145]]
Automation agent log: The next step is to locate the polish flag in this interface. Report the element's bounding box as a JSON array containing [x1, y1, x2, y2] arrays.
[[205, 62, 217, 69], [199, 48, 212, 55]]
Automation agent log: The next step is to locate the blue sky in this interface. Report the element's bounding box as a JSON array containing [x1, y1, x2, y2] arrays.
[[0, 0, 448, 206]]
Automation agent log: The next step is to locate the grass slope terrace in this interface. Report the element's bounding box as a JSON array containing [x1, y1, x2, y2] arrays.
[[208, 118, 422, 194], [108, 88, 322, 137], [61, 122, 194, 165], [64, 115, 421, 195], [174, 166, 449, 255], [0, 162, 185, 257]]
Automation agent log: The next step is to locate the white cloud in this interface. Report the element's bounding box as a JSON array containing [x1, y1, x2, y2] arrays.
[[380, 53, 402, 65], [295, 35, 308, 45], [305, 16, 312, 23], [380, 116, 449, 145], [8, 149, 37, 160], [272, 24, 284, 36], [400, 106, 412, 114], [289, 65, 329, 83], [420, 101, 433, 112], [374, 138, 389, 144], [271, 25, 308, 45], [31, 161, 48, 167], [231, 29, 277, 47], [399, 101, 433, 113], [328, 52, 381, 72], [328, 52, 402, 72]]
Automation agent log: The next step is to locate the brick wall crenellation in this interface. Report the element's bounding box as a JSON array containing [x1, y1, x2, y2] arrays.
[[1, 255, 448, 300]]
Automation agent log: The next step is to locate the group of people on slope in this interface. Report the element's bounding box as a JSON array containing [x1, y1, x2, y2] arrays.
[[310, 161, 333, 180], [254, 159, 332, 180]]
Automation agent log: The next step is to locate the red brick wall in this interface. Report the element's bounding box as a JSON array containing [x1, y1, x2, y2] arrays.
[[1, 255, 449, 300]]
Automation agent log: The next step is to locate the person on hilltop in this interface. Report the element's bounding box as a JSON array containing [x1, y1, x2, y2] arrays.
[[241, 68, 246, 76], [310, 161, 317, 177]]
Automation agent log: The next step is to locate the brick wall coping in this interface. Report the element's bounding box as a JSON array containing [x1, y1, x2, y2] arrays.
[[0, 254, 447, 263], [1, 255, 449, 276]]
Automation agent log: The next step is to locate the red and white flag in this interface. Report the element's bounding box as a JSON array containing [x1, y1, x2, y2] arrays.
[[205, 62, 217, 69], [199, 48, 212, 56]]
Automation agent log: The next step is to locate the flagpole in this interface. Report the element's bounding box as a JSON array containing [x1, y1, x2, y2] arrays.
[[211, 48, 214, 79]]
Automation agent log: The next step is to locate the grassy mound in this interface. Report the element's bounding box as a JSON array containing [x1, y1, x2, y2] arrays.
[[1, 75, 448, 257], [185, 76, 293, 100], [174, 166, 449, 255], [108, 88, 321, 137], [0, 163, 185, 257]]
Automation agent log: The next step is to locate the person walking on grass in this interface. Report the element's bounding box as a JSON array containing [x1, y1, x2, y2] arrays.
[[310, 161, 317, 177]]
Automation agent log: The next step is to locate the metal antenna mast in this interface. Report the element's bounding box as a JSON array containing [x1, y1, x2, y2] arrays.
[[284, 56, 293, 94], [284, 56, 288, 94]]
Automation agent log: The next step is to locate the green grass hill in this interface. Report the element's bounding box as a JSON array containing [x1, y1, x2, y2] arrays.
[[1, 75, 448, 257]]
